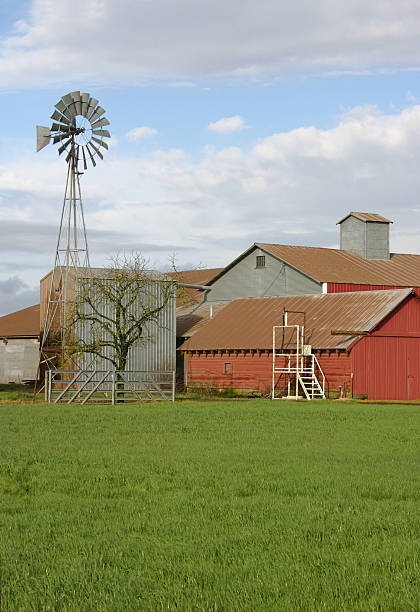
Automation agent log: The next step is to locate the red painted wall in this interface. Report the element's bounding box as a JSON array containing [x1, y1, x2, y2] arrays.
[[328, 283, 420, 296], [352, 295, 420, 399], [185, 351, 273, 394], [184, 349, 352, 396]]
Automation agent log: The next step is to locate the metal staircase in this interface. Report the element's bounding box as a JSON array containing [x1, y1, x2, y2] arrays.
[[272, 314, 326, 400]]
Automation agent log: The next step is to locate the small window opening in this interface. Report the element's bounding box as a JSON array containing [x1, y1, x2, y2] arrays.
[[224, 362, 232, 374], [256, 255, 265, 268]]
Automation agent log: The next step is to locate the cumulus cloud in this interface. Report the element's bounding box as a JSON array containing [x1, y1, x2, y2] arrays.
[[126, 127, 158, 141], [84, 104, 420, 259], [1, 0, 420, 88], [3, 104, 420, 301], [208, 116, 246, 134]]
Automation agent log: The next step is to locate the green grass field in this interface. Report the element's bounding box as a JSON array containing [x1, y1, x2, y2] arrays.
[[0, 400, 419, 611]]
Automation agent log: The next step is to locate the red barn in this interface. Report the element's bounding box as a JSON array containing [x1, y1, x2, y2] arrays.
[[180, 289, 420, 400]]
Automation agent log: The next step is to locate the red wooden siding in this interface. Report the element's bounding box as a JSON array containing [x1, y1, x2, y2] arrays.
[[315, 350, 353, 396], [328, 282, 420, 296], [185, 349, 352, 396], [185, 351, 273, 394], [352, 294, 420, 399]]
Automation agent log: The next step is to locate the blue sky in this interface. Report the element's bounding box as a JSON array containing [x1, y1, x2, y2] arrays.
[[1, 0, 420, 314]]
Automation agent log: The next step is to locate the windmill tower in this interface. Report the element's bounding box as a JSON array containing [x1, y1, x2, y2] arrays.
[[36, 91, 110, 375]]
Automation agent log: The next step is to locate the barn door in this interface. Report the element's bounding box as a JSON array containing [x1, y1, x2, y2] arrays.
[[406, 340, 420, 400]]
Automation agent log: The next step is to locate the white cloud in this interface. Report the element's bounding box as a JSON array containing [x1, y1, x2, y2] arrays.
[[1, 1, 420, 88], [126, 127, 158, 141], [208, 116, 246, 134], [3, 104, 420, 302]]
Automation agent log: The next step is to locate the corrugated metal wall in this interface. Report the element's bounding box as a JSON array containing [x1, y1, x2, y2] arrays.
[[76, 278, 176, 373]]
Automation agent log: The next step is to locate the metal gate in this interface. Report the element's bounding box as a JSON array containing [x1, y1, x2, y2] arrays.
[[47, 369, 175, 403]]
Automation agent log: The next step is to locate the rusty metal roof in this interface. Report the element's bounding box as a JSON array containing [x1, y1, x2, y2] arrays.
[[0, 304, 40, 338], [259, 244, 420, 286], [168, 268, 223, 305], [337, 212, 393, 224], [177, 302, 227, 338], [180, 289, 413, 351]]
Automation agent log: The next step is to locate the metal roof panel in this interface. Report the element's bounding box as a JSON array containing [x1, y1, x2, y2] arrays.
[[180, 290, 413, 351]]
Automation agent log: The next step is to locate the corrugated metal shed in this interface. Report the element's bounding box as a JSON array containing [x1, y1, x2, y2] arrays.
[[259, 244, 420, 286], [180, 289, 413, 351], [0, 305, 40, 338], [76, 270, 176, 372]]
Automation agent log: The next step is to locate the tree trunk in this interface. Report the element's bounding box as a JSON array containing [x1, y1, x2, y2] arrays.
[[116, 352, 128, 403]]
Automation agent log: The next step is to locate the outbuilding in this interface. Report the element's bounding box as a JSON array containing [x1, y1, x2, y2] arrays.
[[0, 304, 40, 383], [180, 289, 420, 400]]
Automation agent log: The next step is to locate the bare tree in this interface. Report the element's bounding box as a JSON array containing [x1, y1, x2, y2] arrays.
[[65, 254, 176, 372]]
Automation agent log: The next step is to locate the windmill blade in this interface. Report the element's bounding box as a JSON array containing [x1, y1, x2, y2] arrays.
[[62, 94, 77, 116], [92, 129, 110, 138], [89, 142, 103, 160], [55, 100, 73, 120], [91, 117, 110, 130], [58, 138, 73, 155], [36, 126, 51, 152], [85, 143, 97, 167], [81, 146, 88, 170], [70, 91, 82, 115], [51, 110, 71, 124], [51, 122, 71, 133], [92, 136, 109, 150], [89, 106, 106, 123], [86, 97, 98, 119], [53, 132, 72, 144], [81, 92, 89, 117]]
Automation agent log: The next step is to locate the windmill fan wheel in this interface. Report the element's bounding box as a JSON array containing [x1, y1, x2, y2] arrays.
[[49, 91, 111, 169]]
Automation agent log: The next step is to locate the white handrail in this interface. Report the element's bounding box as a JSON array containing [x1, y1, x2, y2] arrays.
[[312, 354, 325, 395]]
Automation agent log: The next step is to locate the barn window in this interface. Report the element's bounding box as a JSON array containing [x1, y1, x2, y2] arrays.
[[224, 362, 232, 374], [256, 255, 265, 268]]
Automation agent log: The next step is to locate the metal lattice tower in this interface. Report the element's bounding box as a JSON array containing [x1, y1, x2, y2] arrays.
[[35, 91, 110, 373]]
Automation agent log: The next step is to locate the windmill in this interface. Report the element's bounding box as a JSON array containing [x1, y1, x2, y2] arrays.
[[35, 91, 110, 379]]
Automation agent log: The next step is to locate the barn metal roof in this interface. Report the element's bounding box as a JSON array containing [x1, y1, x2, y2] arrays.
[[168, 268, 223, 305], [177, 302, 227, 338], [180, 289, 414, 351], [0, 304, 40, 338], [259, 244, 420, 286], [337, 212, 393, 224]]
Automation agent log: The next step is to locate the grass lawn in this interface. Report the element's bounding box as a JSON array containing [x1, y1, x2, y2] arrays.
[[0, 400, 419, 610]]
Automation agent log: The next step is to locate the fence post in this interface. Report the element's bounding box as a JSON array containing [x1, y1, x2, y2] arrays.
[[44, 370, 48, 402], [112, 371, 116, 405], [172, 371, 175, 403], [48, 370, 52, 403]]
